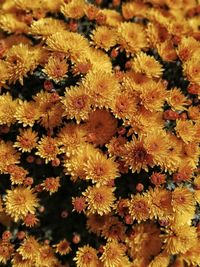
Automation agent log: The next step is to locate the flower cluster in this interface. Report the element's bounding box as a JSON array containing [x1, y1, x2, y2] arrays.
[[0, 0, 199, 266]]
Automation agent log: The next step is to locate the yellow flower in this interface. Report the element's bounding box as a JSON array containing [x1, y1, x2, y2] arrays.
[[126, 222, 162, 261], [6, 164, 28, 185], [123, 135, 154, 173], [181, 241, 200, 266], [30, 17, 67, 38], [15, 100, 40, 127], [177, 36, 200, 62], [100, 9, 122, 27], [172, 187, 195, 218], [175, 119, 196, 144], [82, 70, 120, 108], [90, 26, 118, 51], [63, 143, 96, 181], [43, 56, 68, 82], [5, 187, 39, 222], [148, 187, 173, 220], [36, 136, 60, 163], [163, 225, 197, 254], [128, 193, 151, 222], [0, 60, 10, 88], [148, 252, 170, 267], [17, 236, 40, 262], [14, 128, 38, 153], [100, 240, 126, 267], [62, 85, 92, 123], [118, 22, 148, 54], [0, 13, 28, 34], [0, 141, 20, 173], [46, 31, 90, 61], [132, 52, 163, 78], [0, 93, 18, 126], [54, 239, 71, 255], [183, 55, 200, 85], [140, 80, 167, 112], [42, 177, 61, 195], [35, 244, 59, 267], [83, 185, 116, 215], [6, 43, 38, 85], [74, 245, 100, 267], [61, 0, 86, 19], [167, 87, 191, 111], [11, 253, 34, 267], [84, 151, 119, 185], [57, 123, 86, 156], [143, 128, 170, 167]]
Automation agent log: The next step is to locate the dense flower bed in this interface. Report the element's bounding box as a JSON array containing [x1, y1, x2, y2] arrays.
[[0, 0, 199, 266]]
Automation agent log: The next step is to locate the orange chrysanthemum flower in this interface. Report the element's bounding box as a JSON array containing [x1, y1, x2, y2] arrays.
[[84, 109, 118, 146], [175, 119, 196, 143], [14, 128, 38, 153], [42, 177, 61, 194], [0, 141, 20, 173], [5, 187, 39, 222], [36, 136, 60, 163], [43, 56, 68, 82], [74, 245, 100, 267], [55, 239, 71, 255], [83, 185, 116, 215], [0, 93, 18, 126], [83, 151, 119, 185]]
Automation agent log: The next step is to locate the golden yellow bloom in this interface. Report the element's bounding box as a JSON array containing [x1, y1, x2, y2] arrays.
[[35, 244, 59, 267], [0, 13, 28, 34], [118, 22, 148, 54], [11, 252, 34, 267], [23, 213, 39, 227], [55, 239, 71, 255], [90, 26, 118, 51], [177, 36, 200, 62], [5, 187, 39, 222], [30, 18, 67, 38], [143, 128, 170, 167], [100, 240, 126, 267], [110, 91, 137, 120], [163, 225, 197, 254], [101, 9, 122, 27], [82, 70, 120, 108], [62, 85, 92, 123], [128, 193, 151, 222], [148, 187, 173, 220], [0, 60, 10, 88], [64, 143, 96, 181], [0, 93, 18, 126], [132, 52, 163, 78], [6, 43, 38, 85], [14, 128, 38, 153], [43, 56, 68, 82], [156, 39, 177, 62], [126, 222, 162, 261], [122, 1, 148, 20], [140, 80, 167, 112], [123, 135, 154, 173], [172, 187, 195, 218], [33, 90, 64, 129], [15, 100, 40, 127], [83, 185, 116, 215], [181, 241, 200, 267], [0, 141, 20, 173], [61, 0, 86, 19], [183, 55, 200, 85], [17, 236, 41, 262], [36, 136, 60, 163], [84, 151, 119, 185], [57, 123, 86, 156], [148, 252, 170, 267], [175, 119, 196, 143], [74, 245, 100, 267], [46, 31, 90, 61], [167, 87, 191, 111]]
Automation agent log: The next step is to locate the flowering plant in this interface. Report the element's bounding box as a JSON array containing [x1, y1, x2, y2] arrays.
[[0, 0, 199, 266]]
